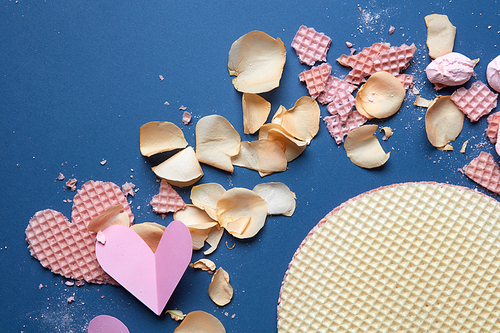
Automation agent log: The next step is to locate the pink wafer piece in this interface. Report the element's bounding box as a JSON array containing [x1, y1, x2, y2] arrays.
[[463, 151, 500, 194], [324, 110, 368, 144], [291, 25, 331, 66], [326, 93, 356, 118], [395, 74, 414, 90], [337, 43, 391, 85], [71, 180, 134, 228], [372, 43, 416, 75], [451, 81, 498, 122], [486, 112, 500, 144], [150, 179, 186, 214], [25, 209, 116, 284], [317, 75, 357, 105], [298, 63, 332, 99]]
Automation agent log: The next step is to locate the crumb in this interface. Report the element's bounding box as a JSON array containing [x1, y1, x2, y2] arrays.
[[231, 314, 236, 319], [122, 182, 136, 197], [225, 312, 229, 317], [75, 280, 85, 287], [159, 75, 164, 81], [182, 111, 192, 125], [39, 284, 43, 289], [346, 41, 353, 48], [65, 281, 74, 287], [65, 178, 77, 191], [164, 101, 170, 105], [100, 160, 107, 166], [179, 105, 187, 111], [389, 26, 395, 34], [56, 173, 65, 181], [67, 296, 75, 303]]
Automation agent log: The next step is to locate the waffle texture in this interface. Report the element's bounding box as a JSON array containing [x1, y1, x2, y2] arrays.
[[278, 182, 500, 332], [317, 75, 357, 105], [372, 43, 416, 75], [486, 112, 500, 144], [298, 63, 332, 99], [324, 110, 367, 144], [26, 209, 115, 284], [72, 180, 134, 227], [291, 25, 331, 66], [150, 179, 186, 214], [337, 43, 390, 85], [396, 74, 414, 90], [463, 151, 500, 194], [451, 81, 498, 122]]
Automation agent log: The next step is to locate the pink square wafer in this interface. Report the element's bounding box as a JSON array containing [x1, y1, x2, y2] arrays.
[[451, 81, 498, 122], [324, 110, 368, 144], [298, 63, 332, 99], [372, 43, 416, 75], [463, 151, 500, 194], [317, 75, 357, 105], [26, 209, 116, 284], [486, 112, 500, 144], [326, 93, 356, 118], [291, 25, 331, 66], [150, 179, 186, 214]]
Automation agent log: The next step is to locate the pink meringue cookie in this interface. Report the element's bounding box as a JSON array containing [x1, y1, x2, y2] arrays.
[[487, 55, 500, 92], [425, 52, 474, 89]]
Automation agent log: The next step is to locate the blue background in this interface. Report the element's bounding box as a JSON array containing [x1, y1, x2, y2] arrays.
[[1, 0, 499, 332]]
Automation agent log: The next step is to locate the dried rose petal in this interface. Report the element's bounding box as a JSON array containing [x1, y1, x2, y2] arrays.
[[140, 121, 188, 157], [425, 96, 464, 148], [242, 93, 271, 134], [425, 14, 456, 59], [252, 182, 296, 216], [152, 147, 204, 187], [208, 267, 233, 307], [345, 124, 390, 169], [174, 311, 226, 333]]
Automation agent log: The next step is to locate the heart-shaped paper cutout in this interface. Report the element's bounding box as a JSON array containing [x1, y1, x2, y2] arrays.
[[96, 221, 192, 315], [25, 209, 115, 284], [88, 315, 129, 333]]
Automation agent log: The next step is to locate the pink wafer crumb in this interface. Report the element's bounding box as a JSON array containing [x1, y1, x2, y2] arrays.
[[486, 112, 500, 144], [395, 74, 414, 90], [66, 178, 77, 191], [298, 63, 332, 99], [150, 179, 186, 214], [67, 296, 75, 303], [463, 151, 500, 194], [451, 81, 498, 122], [291, 25, 331, 66], [182, 111, 192, 125], [324, 110, 368, 144], [56, 173, 65, 181], [121, 182, 136, 197]]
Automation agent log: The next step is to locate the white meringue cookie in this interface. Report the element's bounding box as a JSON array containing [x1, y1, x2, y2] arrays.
[[425, 52, 473, 88], [487, 55, 500, 92]]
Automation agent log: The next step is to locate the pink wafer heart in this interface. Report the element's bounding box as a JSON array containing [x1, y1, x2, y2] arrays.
[[96, 221, 192, 315], [25, 209, 115, 284]]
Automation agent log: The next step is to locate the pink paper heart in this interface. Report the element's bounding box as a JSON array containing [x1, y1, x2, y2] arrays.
[[88, 315, 129, 333], [95, 221, 192, 315]]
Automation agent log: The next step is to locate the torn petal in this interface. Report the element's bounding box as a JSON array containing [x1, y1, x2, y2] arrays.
[[345, 124, 390, 168], [140, 121, 188, 157], [252, 182, 296, 216], [208, 267, 233, 307], [152, 147, 204, 187], [242, 93, 271, 134], [174, 311, 226, 333]]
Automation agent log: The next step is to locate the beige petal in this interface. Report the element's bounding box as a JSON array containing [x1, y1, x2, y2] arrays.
[[271, 105, 287, 124], [414, 96, 431, 108], [152, 147, 204, 187], [189, 228, 212, 251], [356, 71, 405, 119], [208, 267, 233, 307], [216, 188, 267, 239], [425, 96, 464, 148], [228, 31, 286, 94], [425, 14, 456, 59], [174, 204, 217, 227], [87, 204, 130, 233], [195, 115, 241, 173], [242, 93, 271, 134], [272, 97, 320, 142], [130, 222, 165, 253], [345, 124, 390, 169], [173, 311, 226, 333], [190, 258, 216, 271], [258, 123, 307, 162], [380, 127, 393, 140], [252, 182, 296, 216], [140, 121, 188, 157], [231, 140, 287, 176], [190, 183, 226, 220], [204, 226, 224, 256], [166, 310, 186, 321]]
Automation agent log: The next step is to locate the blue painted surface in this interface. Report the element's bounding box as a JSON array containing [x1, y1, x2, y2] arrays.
[[1, 1, 499, 332]]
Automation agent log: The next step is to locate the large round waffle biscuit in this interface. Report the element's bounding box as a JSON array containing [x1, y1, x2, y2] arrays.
[[278, 182, 500, 332]]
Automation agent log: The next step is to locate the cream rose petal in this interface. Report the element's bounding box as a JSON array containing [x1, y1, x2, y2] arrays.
[[425, 14, 456, 59], [174, 204, 217, 227], [195, 115, 241, 173], [272, 97, 320, 142], [356, 71, 406, 119], [216, 188, 267, 239], [204, 226, 224, 256], [231, 140, 288, 176], [425, 95, 464, 148], [208, 267, 233, 307], [130, 222, 166, 253], [252, 182, 296, 216], [139, 121, 188, 157], [152, 147, 204, 187], [87, 204, 130, 233], [259, 123, 307, 162], [190, 258, 216, 271], [345, 124, 390, 169], [190, 183, 226, 220], [228, 31, 286, 94], [173, 311, 226, 333], [242, 93, 271, 134]]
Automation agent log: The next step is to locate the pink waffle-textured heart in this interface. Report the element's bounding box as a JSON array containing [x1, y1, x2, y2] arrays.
[[25, 209, 116, 284], [298, 63, 332, 99], [72, 180, 134, 228], [395, 74, 414, 90], [317, 75, 357, 105], [324, 110, 368, 144], [291, 25, 331, 66], [372, 43, 416, 75], [463, 151, 500, 194], [486, 112, 500, 144], [150, 179, 186, 214], [451, 81, 498, 122]]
